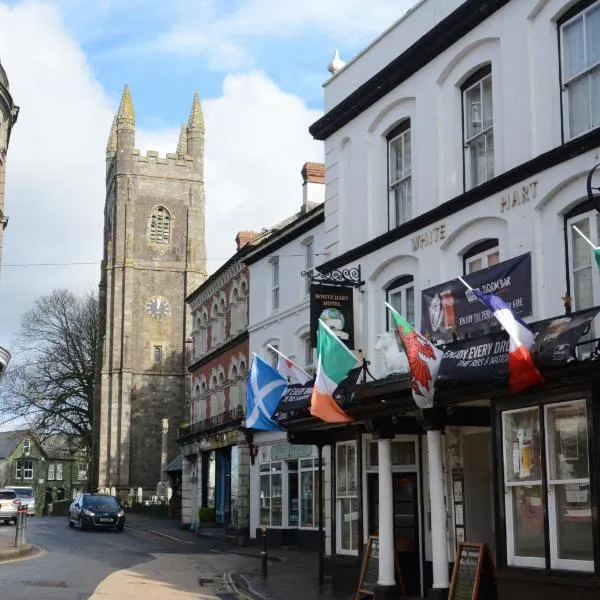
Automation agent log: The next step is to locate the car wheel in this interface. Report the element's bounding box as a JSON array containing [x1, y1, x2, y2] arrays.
[[78, 516, 87, 531], [68, 516, 74, 528]]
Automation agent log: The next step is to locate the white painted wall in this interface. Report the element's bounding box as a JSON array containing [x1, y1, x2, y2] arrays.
[[322, 0, 582, 261], [248, 219, 325, 365]]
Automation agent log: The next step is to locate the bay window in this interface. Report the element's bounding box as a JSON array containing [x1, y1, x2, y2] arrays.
[[561, 1, 600, 139], [501, 399, 593, 572], [336, 441, 358, 553]]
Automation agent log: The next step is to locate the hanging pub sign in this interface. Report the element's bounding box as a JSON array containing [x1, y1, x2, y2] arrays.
[[438, 306, 600, 381], [421, 253, 532, 343], [310, 283, 355, 349]]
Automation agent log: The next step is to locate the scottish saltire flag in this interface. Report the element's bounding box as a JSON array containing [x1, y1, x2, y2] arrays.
[[472, 289, 544, 394], [310, 320, 357, 423], [385, 302, 443, 409], [246, 354, 287, 430]]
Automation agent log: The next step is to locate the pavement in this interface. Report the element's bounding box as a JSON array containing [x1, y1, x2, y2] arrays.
[[124, 513, 357, 600], [0, 521, 33, 562]]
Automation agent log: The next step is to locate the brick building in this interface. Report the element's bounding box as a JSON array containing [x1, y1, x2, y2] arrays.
[[179, 231, 261, 540]]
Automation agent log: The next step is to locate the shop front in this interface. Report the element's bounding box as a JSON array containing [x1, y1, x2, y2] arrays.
[[250, 434, 327, 550]]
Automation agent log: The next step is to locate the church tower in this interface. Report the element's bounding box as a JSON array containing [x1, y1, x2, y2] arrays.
[[92, 87, 207, 496]]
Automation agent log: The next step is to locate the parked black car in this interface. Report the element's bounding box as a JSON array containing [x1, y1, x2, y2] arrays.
[[67, 493, 125, 532]]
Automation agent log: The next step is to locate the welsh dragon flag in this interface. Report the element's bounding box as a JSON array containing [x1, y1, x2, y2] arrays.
[[385, 302, 443, 409], [310, 319, 358, 423]]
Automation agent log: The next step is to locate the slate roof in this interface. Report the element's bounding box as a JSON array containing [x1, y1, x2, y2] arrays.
[[0, 430, 27, 459]]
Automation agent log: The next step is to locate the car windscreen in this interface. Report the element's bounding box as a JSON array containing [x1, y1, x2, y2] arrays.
[[12, 489, 33, 498], [82, 496, 119, 510], [0, 491, 16, 499]]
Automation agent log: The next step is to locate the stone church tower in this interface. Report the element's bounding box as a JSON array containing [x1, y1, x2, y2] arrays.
[[92, 86, 207, 496]]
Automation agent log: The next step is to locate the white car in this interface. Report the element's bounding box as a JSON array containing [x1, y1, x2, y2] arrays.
[[0, 488, 21, 524], [7, 486, 35, 516]]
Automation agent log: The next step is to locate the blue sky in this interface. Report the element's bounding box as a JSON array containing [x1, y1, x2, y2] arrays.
[[0, 0, 416, 409]]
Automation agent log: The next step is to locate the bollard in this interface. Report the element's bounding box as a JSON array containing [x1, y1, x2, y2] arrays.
[[14, 509, 22, 548], [261, 527, 268, 579], [21, 508, 27, 546]]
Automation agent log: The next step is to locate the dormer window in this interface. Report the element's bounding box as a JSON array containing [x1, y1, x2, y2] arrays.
[[23, 440, 31, 456]]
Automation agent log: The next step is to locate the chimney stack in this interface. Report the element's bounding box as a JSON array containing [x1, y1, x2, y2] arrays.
[[301, 162, 325, 213], [235, 230, 259, 251]]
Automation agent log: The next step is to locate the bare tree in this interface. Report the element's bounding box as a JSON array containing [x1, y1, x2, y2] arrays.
[[0, 289, 97, 451]]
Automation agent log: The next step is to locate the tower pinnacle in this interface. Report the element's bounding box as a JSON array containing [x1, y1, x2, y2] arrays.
[[117, 85, 135, 127], [177, 123, 188, 157], [106, 116, 117, 154], [188, 92, 204, 131]]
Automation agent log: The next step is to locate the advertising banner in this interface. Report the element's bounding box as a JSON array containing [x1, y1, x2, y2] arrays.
[[421, 253, 532, 343], [310, 284, 355, 349], [438, 306, 600, 380]]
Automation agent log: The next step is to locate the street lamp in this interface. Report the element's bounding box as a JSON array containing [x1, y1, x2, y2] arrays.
[[587, 162, 600, 214]]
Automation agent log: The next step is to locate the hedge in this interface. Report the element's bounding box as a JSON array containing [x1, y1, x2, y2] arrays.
[[126, 502, 170, 519], [49, 499, 72, 517]]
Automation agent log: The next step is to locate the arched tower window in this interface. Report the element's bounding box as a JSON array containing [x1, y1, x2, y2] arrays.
[[149, 206, 171, 245]]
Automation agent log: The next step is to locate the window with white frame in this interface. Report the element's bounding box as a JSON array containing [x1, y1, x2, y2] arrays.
[[266, 344, 279, 369], [260, 462, 283, 526], [336, 441, 358, 553], [271, 258, 280, 311], [388, 120, 412, 229], [22, 440, 31, 456], [304, 238, 314, 295], [502, 400, 593, 571], [15, 460, 34, 480], [78, 463, 88, 481], [386, 276, 415, 328], [560, 1, 600, 139], [462, 66, 494, 190], [464, 239, 500, 274], [48, 463, 55, 481], [567, 209, 600, 350], [56, 463, 63, 481], [210, 305, 219, 346], [301, 334, 313, 370]]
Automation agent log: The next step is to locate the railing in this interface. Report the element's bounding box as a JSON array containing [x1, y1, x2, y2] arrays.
[[179, 405, 244, 437]]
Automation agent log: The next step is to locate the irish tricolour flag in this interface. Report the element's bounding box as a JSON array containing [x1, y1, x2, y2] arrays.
[[310, 320, 358, 423], [385, 303, 443, 409], [472, 289, 544, 394]]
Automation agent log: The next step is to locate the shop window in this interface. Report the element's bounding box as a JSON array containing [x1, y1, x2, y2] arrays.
[[388, 120, 412, 229], [560, 1, 600, 139], [463, 239, 499, 274], [336, 441, 358, 554], [300, 458, 321, 528], [501, 400, 593, 572], [260, 462, 283, 527], [462, 65, 494, 190]]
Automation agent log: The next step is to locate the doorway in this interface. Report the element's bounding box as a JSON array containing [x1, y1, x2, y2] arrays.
[[215, 447, 231, 524], [368, 472, 421, 597], [462, 431, 495, 561]]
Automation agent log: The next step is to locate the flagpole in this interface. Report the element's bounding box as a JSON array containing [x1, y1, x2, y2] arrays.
[[267, 344, 311, 378], [572, 224, 598, 250], [457, 276, 473, 291]]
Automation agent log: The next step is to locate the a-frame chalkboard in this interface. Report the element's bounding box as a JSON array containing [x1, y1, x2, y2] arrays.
[[354, 536, 407, 600], [448, 542, 494, 600]]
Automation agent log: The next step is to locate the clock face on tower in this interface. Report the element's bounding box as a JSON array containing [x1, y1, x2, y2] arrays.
[[145, 296, 171, 319]]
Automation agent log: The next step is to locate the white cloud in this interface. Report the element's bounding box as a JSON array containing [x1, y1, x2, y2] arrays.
[[106, 0, 418, 71], [0, 1, 322, 349]]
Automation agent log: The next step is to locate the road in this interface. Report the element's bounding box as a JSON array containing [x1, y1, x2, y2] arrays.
[[0, 517, 263, 599]]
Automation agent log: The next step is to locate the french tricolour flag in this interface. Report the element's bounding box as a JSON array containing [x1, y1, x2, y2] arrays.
[[473, 289, 544, 394]]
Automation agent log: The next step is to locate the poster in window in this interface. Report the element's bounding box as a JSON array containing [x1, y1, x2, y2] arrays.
[[309, 283, 354, 349], [558, 418, 579, 461]]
